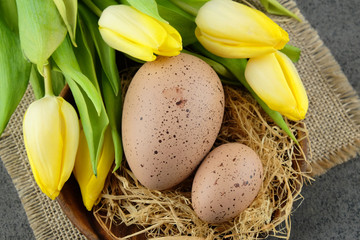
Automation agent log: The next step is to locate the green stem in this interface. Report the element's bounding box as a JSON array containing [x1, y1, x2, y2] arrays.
[[169, 0, 199, 17], [81, 0, 102, 17], [118, 0, 129, 5], [280, 44, 301, 63], [43, 63, 54, 96], [92, 0, 119, 10]]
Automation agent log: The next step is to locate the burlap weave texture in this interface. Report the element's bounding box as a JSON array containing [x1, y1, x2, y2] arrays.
[[0, 0, 359, 239]]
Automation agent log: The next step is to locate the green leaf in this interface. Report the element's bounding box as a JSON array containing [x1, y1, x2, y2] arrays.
[[0, 0, 18, 32], [280, 44, 301, 63], [191, 43, 299, 144], [80, 0, 102, 17], [16, 0, 67, 69], [52, 37, 109, 175], [79, 4, 120, 95], [51, 70, 66, 96], [92, 0, 118, 11], [169, 0, 208, 16], [0, 19, 31, 135], [124, 0, 168, 23], [53, 0, 78, 46], [29, 65, 44, 100], [182, 49, 236, 80], [260, 0, 301, 22], [52, 37, 103, 115], [156, 0, 197, 46], [65, 75, 109, 175], [74, 15, 99, 89], [101, 72, 123, 171]]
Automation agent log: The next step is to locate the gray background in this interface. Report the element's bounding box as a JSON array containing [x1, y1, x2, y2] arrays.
[[0, 0, 359, 239]]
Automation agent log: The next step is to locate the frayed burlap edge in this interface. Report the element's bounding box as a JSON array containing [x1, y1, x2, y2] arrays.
[[279, 0, 360, 176], [0, 0, 360, 239]]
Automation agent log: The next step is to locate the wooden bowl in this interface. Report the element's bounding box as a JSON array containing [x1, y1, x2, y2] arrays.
[[57, 85, 308, 240]]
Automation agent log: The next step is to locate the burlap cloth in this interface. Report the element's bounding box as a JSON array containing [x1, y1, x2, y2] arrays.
[[1, 0, 359, 239]]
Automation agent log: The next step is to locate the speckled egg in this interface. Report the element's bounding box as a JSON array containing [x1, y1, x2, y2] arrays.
[[122, 53, 225, 190], [191, 143, 263, 224]]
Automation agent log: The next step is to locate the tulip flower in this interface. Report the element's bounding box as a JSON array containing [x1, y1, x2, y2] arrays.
[[245, 51, 308, 121], [98, 5, 182, 62], [23, 95, 80, 200], [73, 127, 114, 211], [195, 0, 289, 58]]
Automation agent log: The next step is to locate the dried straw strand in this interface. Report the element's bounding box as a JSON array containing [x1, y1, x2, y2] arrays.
[[93, 74, 311, 239]]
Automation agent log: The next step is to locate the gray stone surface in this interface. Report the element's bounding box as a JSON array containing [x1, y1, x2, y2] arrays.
[[0, 0, 359, 239], [0, 160, 35, 240], [278, 0, 360, 239]]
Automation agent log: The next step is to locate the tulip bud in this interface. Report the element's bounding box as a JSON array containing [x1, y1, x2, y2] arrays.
[[73, 127, 114, 211], [195, 0, 289, 58], [98, 5, 182, 62], [245, 51, 308, 121], [23, 96, 80, 200]]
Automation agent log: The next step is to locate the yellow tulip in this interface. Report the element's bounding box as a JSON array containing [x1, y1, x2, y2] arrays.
[[195, 0, 289, 58], [23, 96, 80, 200], [98, 5, 182, 61], [73, 126, 114, 211], [245, 51, 308, 121]]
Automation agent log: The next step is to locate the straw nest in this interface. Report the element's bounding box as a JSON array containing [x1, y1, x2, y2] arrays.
[[92, 68, 311, 240]]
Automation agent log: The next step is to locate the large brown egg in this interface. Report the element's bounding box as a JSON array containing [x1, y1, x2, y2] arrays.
[[192, 143, 263, 224], [122, 53, 224, 190]]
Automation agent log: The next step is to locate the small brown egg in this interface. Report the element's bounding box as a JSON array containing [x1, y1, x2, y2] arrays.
[[191, 143, 263, 224], [122, 53, 225, 190]]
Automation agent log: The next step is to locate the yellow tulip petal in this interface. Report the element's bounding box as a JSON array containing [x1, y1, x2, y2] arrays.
[[23, 96, 79, 200], [196, 0, 288, 45], [275, 51, 308, 120], [245, 53, 297, 114], [74, 127, 114, 211], [155, 21, 182, 56], [84, 129, 114, 210], [99, 5, 183, 60], [57, 97, 79, 191], [195, 0, 289, 58], [24, 97, 62, 196], [74, 129, 94, 210], [245, 52, 308, 121], [99, 5, 167, 50], [73, 129, 92, 182], [26, 149, 58, 199], [99, 27, 156, 61], [155, 35, 182, 56], [196, 28, 277, 58]]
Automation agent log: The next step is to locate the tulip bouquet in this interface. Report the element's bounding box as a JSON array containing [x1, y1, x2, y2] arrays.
[[0, 0, 307, 213]]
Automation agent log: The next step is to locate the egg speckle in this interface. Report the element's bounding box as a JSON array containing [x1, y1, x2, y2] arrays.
[[122, 53, 225, 190], [192, 143, 263, 224]]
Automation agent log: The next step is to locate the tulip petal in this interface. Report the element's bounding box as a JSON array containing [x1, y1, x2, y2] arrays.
[[23, 96, 80, 200], [99, 5, 183, 60], [74, 127, 114, 211], [57, 97, 80, 191], [99, 5, 167, 50], [23, 96, 63, 199], [195, 28, 277, 58], [245, 53, 297, 118], [99, 27, 156, 61], [195, 0, 288, 58], [73, 129, 93, 194], [275, 51, 308, 120], [196, 0, 288, 45], [85, 129, 114, 210], [155, 21, 182, 56]]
